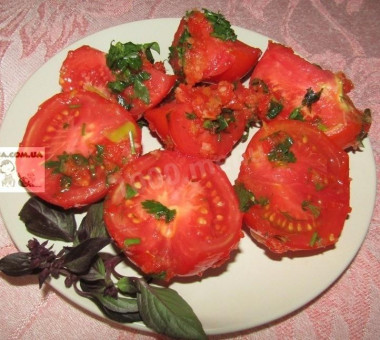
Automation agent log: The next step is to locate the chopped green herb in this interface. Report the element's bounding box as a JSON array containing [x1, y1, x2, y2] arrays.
[[106, 41, 160, 104], [302, 88, 323, 110], [186, 112, 197, 120], [267, 135, 297, 164], [309, 231, 320, 247], [94, 144, 104, 164], [141, 200, 176, 223], [301, 201, 320, 218], [266, 100, 283, 119], [125, 183, 138, 199], [202, 9, 237, 41], [203, 109, 235, 135], [81, 123, 86, 136], [250, 78, 269, 94], [289, 107, 304, 121], [60, 175, 72, 190], [129, 130, 137, 155], [68, 104, 81, 109], [124, 237, 141, 247], [71, 154, 89, 166], [234, 182, 268, 212]]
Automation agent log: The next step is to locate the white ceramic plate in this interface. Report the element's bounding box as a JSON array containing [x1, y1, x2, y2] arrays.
[[0, 18, 376, 336]]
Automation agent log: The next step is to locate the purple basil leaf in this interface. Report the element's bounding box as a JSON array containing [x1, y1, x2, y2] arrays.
[[19, 197, 76, 242], [0, 252, 34, 276], [75, 201, 109, 245], [63, 237, 110, 274]]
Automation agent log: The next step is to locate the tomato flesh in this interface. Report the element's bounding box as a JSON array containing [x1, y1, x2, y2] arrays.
[[145, 81, 255, 161], [250, 41, 371, 149], [169, 10, 261, 85], [236, 120, 350, 253], [103, 150, 243, 280], [17, 90, 142, 209], [60, 45, 177, 120]]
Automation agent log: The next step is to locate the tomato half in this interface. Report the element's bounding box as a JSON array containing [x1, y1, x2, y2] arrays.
[[145, 82, 250, 161], [17, 90, 142, 209], [236, 120, 350, 253], [169, 9, 261, 85], [103, 150, 243, 281], [250, 41, 371, 149], [59, 45, 177, 120]]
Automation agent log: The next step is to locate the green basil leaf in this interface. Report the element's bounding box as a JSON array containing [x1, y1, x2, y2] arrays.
[[202, 8, 237, 41], [63, 237, 110, 274], [133, 78, 150, 104], [137, 279, 207, 339], [19, 197, 76, 242]]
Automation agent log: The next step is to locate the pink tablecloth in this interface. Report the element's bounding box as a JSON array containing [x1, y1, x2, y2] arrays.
[[1, 0, 379, 339]]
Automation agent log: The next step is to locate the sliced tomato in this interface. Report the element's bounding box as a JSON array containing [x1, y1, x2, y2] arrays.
[[236, 120, 350, 253], [169, 9, 261, 85], [59, 45, 114, 100], [250, 41, 371, 149], [17, 90, 142, 209], [103, 150, 243, 281], [59, 45, 177, 120], [145, 81, 249, 161]]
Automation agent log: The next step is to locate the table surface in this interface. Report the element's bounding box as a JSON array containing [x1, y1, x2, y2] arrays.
[[1, 1, 379, 339]]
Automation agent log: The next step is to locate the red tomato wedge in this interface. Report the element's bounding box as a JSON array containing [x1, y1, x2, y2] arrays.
[[145, 82, 251, 161], [103, 150, 243, 281], [236, 120, 351, 253], [169, 9, 261, 85], [250, 41, 371, 149], [59, 45, 177, 120], [17, 90, 142, 209]]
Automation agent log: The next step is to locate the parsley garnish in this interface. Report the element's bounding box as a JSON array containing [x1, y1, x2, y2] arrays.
[[202, 9, 237, 41], [266, 99, 283, 119], [234, 182, 269, 212], [203, 108, 235, 135], [302, 88, 323, 110], [125, 184, 138, 199], [141, 200, 176, 223], [289, 107, 304, 121], [106, 41, 160, 104], [267, 134, 297, 164]]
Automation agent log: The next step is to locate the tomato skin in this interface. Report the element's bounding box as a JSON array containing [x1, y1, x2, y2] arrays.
[[169, 10, 261, 85], [17, 90, 142, 209], [60, 45, 177, 120], [145, 81, 251, 161], [237, 120, 350, 253], [250, 41, 371, 149], [103, 150, 243, 281]]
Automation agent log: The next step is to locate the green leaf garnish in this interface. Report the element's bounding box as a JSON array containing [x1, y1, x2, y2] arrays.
[[301, 201, 321, 218], [266, 99, 283, 119], [141, 200, 176, 223], [202, 8, 237, 41], [302, 88, 323, 110], [106, 41, 160, 104], [267, 134, 297, 164], [289, 107, 304, 121], [137, 279, 207, 339], [234, 182, 269, 212], [125, 183, 138, 199]]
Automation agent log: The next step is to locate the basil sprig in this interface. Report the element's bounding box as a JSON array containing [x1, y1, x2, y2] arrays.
[[0, 197, 206, 339]]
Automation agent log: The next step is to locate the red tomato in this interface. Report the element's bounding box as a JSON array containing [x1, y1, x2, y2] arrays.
[[236, 120, 351, 253], [169, 9, 261, 85], [250, 41, 371, 149], [59, 45, 114, 100], [145, 82, 250, 161], [17, 90, 142, 209], [103, 150, 243, 281], [59, 45, 177, 120]]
